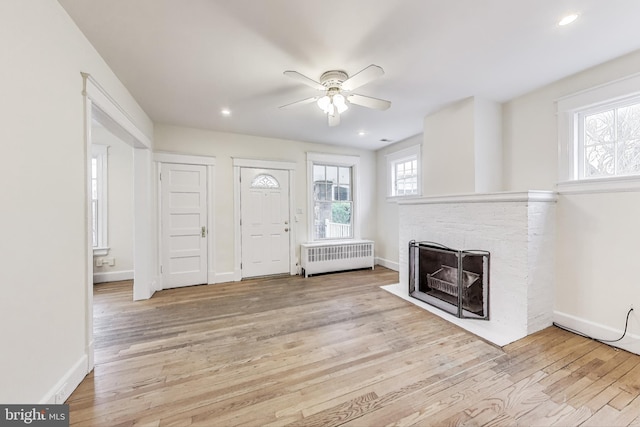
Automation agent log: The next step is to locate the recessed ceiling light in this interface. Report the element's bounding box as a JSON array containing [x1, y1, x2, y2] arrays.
[[558, 14, 578, 26], [358, 131, 366, 136], [220, 108, 231, 117]]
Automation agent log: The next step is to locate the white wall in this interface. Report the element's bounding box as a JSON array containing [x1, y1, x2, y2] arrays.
[[92, 126, 134, 283], [423, 98, 476, 195], [474, 98, 503, 193], [503, 49, 640, 352], [0, 0, 152, 403], [153, 125, 377, 279], [374, 134, 423, 270], [423, 96, 503, 196]]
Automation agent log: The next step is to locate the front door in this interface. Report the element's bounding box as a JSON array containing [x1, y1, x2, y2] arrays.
[[161, 163, 208, 288], [240, 168, 290, 278]]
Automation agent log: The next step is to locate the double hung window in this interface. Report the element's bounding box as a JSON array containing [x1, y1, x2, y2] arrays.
[[307, 153, 359, 241]]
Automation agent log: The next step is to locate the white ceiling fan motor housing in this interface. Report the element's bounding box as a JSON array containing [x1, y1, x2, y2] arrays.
[[320, 70, 348, 89]]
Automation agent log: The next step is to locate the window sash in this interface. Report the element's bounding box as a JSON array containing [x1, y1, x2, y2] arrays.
[[393, 158, 418, 196], [577, 98, 640, 179], [91, 145, 108, 250], [311, 163, 354, 240]]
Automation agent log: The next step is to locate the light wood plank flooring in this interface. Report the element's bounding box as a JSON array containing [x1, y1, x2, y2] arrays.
[[68, 267, 640, 426]]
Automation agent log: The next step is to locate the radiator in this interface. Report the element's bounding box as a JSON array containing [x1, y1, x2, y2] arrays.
[[300, 240, 374, 278]]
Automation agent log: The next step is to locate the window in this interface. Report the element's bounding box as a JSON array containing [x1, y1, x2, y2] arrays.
[[307, 153, 359, 241], [387, 145, 421, 197], [557, 73, 640, 188], [578, 100, 640, 179], [91, 145, 109, 255], [251, 174, 280, 188]]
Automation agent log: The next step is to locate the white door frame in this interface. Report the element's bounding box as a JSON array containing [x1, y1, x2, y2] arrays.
[[154, 152, 216, 287], [233, 158, 297, 281], [82, 73, 154, 371]]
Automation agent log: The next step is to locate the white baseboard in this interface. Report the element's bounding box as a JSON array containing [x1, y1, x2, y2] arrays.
[[93, 270, 134, 283], [214, 271, 236, 284], [40, 354, 88, 404], [375, 257, 399, 271], [554, 310, 639, 356]]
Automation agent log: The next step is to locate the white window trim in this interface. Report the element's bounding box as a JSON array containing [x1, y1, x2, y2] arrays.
[[306, 152, 360, 241], [557, 72, 640, 190], [92, 144, 109, 256], [385, 144, 421, 201]]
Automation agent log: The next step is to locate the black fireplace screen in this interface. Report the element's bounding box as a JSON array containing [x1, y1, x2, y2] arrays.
[[409, 241, 490, 320]]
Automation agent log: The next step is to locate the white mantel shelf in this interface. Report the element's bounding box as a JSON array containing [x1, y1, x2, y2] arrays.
[[397, 190, 557, 205]]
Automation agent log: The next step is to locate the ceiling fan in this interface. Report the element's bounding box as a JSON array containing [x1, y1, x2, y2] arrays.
[[280, 64, 391, 127]]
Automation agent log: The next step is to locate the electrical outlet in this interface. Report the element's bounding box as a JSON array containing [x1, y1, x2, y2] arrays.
[[95, 259, 103, 267]]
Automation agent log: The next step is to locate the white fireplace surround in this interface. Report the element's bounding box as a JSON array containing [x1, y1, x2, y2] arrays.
[[382, 191, 557, 346]]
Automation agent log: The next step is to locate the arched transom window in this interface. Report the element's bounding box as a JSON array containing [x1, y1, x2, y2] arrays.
[[251, 174, 280, 189]]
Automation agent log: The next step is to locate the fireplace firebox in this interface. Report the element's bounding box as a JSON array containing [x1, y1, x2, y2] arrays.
[[409, 241, 490, 320]]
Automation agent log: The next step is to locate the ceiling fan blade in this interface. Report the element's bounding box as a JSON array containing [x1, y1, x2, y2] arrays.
[[283, 70, 325, 91], [348, 94, 391, 110], [328, 113, 340, 127], [341, 64, 384, 91], [279, 96, 320, 109]]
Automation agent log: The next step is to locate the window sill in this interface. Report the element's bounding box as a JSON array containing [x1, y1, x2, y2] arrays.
[[93, 247, 110, 257], [557, 175, 640, 195], [386, 194, 422, 203]]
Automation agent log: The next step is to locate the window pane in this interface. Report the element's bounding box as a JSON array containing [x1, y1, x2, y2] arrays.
[[617, 104, 640, 142], [584, 143, 615, 177], [338, 167, 350, 185], [313, 201, 332, 239], [326, 166, 338, 192], [618, 140, 640, 175], [584, 110, 614, 145], [92, 200, 98, 247], [313, 165, 325, 182]]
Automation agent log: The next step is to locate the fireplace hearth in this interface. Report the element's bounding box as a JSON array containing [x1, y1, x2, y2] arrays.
[[409, 241, 490, 320]]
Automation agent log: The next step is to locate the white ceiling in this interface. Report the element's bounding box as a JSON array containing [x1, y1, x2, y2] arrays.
[[59, 0, 640, 150]]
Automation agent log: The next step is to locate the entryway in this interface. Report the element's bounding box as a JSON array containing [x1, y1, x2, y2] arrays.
[[240, 167, 290, 278], [233, 159, 297, 280]]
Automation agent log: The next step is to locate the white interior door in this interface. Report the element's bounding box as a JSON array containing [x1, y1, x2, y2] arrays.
[[240, 168, 290, 278], [161, 163, 207, 288]]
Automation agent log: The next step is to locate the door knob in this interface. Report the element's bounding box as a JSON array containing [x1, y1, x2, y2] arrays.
[[284, 228, 289, 232]]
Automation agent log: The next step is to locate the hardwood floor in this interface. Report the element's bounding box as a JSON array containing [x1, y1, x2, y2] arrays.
[[68, 267, 640, 426]]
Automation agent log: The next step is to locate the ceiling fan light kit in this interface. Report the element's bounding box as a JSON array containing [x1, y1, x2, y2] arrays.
[[281, 64, 391, 127]]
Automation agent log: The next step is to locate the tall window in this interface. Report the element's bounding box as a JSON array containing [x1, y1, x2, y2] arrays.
[[387, 145, 421, 197], [307, 153, 359, 241], [312, 164, 352, 239], [578, 100, 640, 179], [91, 145, 109, 255]]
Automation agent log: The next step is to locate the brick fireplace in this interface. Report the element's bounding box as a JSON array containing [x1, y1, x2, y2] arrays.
[[383, 191, 557, 346]]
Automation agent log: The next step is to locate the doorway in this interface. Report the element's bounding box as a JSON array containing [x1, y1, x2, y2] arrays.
[[160, 162, 208, 288], [83, 73, 155, 371], [240, 167, 291, 278], [233, 158, 297, 280]]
